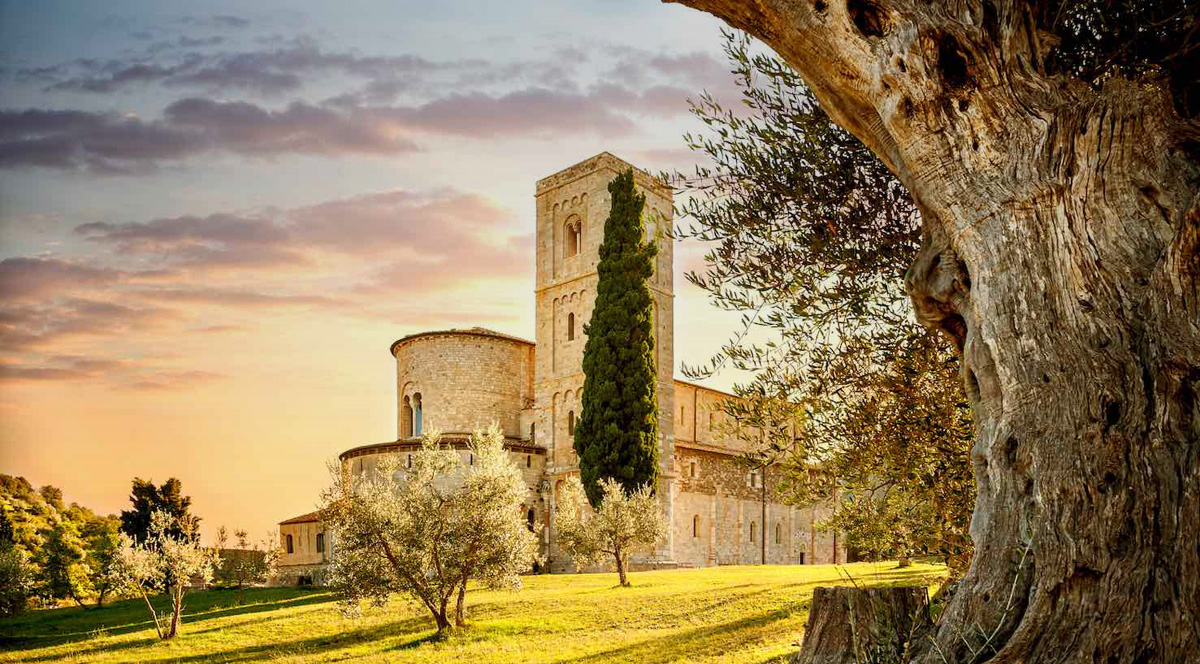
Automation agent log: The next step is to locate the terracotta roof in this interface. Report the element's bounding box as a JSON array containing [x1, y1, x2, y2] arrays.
[[279, 510, 321, 525], [390, 327, 534, 355]]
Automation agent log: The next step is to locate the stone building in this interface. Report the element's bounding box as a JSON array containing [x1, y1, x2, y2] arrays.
[[277, 153, 845, 579]]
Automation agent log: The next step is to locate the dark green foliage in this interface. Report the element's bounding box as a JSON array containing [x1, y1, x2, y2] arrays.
[[1038, 1, 1200, 115], [0, 475, 123, 608], [673, 31, 974, 571], [575, 169, 660, 506], [120, 478, 200, 544], [0, 510, 33, 617], [37, 519, 90, 606]]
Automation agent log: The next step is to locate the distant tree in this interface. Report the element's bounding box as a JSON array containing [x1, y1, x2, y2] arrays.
[[37, 518, 93, 606], [575, 169, 660, 507], [0, 510, 33, 617], [119, 478, 200, 544], [111, 510, 217, 640], [554, 476, 666, 587], [80, 517, 123, 608], [38, 486, 64, 511], [214, 526, 280, 605], [320, 425, 538, 635]]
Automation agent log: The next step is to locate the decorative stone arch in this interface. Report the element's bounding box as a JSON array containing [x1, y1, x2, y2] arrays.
[[564, 214, 582, 257]]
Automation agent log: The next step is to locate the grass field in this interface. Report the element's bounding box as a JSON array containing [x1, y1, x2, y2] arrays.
[[0, 562, 946, 663]]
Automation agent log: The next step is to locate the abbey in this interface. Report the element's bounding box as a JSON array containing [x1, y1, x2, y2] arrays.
[[277, 153, 845, 579]]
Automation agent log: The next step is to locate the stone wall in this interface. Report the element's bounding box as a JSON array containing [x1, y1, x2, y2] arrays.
[[278, 519, 327, 568], [392, 329, 534, 440]]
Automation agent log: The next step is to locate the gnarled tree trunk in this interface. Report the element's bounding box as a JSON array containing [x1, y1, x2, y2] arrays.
[[794, 586, 931, 664], [663, 1, 1199, 662]]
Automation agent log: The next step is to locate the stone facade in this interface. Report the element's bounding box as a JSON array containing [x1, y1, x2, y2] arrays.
[[277, 153, 844, 576]]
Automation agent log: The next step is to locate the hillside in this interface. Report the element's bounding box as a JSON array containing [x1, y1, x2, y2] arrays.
[[0, 562, 945, 663]]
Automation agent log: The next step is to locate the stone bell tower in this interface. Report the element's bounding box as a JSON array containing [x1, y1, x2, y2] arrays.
[[533, 152, 677, 564]]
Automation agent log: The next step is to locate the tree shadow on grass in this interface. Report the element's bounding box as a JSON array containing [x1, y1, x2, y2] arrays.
[[0, 589, 335, 658], [558, 606, 798, 664]]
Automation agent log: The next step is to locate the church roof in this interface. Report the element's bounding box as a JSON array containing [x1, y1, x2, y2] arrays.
[[279, 510, 321, 525], [389, 327, 534, 355], [534, 151, 671, 196]]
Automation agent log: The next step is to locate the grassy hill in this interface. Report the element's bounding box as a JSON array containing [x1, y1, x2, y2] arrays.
[[0, 562, 946, 663]]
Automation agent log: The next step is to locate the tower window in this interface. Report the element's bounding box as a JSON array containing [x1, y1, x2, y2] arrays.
[[527, 508, 536, 531], [568, 312, 575, 341], [775, 523, 782, 545], [750, 521, 757, 543], [286, 534, 294, 554], [413, 393, 423, 435], [316, 532, 325, 553], [689, 462, 697, 479], [680, 406, 684, 420], [692, 515, 700, 538], [469, 453, 474, 466], [566, 219, 582, 256], [402, 396, 413, 438], [567, 410, 575, 436], [407, 454, 412, 468], [709, 412, 714, 429], [527, 454, 532, 468]]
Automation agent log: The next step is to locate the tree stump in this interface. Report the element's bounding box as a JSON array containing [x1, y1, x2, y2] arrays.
[[792, 586, 931, 664]]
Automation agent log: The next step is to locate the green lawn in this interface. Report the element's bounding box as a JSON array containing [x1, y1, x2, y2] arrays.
[[0, 562, 945, 663]]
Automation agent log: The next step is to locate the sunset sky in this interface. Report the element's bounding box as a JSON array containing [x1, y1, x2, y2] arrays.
[[0, 0, 751, 542]]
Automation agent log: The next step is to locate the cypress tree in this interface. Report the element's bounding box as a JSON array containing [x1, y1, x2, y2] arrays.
[[574, 169, 659, 507]]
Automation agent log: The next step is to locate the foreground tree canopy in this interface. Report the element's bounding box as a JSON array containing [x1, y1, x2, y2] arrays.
[[320, 425, 538, 635], [674, 31, 975, 572], [664, 1, 1199, 662]]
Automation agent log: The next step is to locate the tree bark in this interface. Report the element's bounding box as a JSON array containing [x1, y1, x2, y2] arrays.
[[793, 586, 931, 664], [455, 580, 467, 627], [663, 1, 1199, 662], [615, 548, 630, 587]]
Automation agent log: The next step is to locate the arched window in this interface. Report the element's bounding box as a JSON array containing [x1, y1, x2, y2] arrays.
[[567, 312, 575, 341], [402, 396, 413, 438], [526, 454, 532, 468], [775, 523, 782, 545], [527, 508, 535, 532], [566, 219, 581, 256], [749, 521, 757, 543], [568, 410, 575, 436], [316, 532, 325, 553], [692, 515, 700, 538], [689, 462, 697, 479], [286, 534, 294, 554], [412, 393, 423, 435], [407, 454, 412, 468]]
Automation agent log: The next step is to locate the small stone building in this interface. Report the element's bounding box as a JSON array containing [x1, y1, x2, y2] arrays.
[[277, 153, 845, 576]]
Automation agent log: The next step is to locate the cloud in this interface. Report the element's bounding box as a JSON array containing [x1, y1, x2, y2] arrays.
[[0, 100, 422, 173], [0, 355, 226, 390], [0, 257, 123, 301], [0, 298, 179, 352], [75, 189, 530, 293]]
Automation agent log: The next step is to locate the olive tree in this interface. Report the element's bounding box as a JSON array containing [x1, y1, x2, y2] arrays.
[[111, 510, 217, 640], [663, 0, 1199, 660], [215, 527, 280, 605], [319, 425, 538, 635], [554, 476, 667, 587]]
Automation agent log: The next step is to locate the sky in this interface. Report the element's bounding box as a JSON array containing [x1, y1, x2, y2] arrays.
[[0, 0, 753, 542]]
